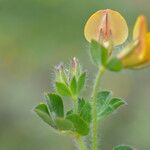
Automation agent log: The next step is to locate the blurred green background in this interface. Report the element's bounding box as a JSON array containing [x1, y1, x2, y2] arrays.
[[0, 0, 150, 149]]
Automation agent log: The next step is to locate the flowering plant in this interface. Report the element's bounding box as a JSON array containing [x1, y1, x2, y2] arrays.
[[34, 9, 150, 150]]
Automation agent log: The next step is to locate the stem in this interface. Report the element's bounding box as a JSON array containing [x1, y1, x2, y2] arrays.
[[77, 137, 86, 150], [91, 66, 106, 150]]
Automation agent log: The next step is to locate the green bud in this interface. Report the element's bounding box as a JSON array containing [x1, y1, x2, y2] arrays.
[[71, 57, 81, 78], [55, 63, 68, 84]]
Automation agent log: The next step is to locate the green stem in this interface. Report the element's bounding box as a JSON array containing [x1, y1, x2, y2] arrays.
[[77, 137, 86, 150], [91, 66, 106, 150]]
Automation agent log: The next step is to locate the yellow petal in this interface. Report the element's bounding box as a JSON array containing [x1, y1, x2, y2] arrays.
[[117, 16, 150, 69], [144, 32, 150, 60], [133, 15, 147, 41], [119, 34, 150, 69], [84, 9, 128, 46]]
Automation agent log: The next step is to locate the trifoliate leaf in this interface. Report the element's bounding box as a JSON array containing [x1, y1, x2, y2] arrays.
[[100, 97, 126, 117], [96, 91, 125, 119], [97, 91, 112, 108]]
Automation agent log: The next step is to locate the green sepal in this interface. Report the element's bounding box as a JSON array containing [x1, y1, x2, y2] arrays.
[[66, 114, 89, 136], [46, 93, 64, 118], [90, 40, 108, 66], [70, 76, 77, 96], [113, 145, 135, 150], [78, 98, 91, 124], [77, 72, 86, 94], [34, 103, 55, 127], [90, 40, 101, 65], [55, 82, 71, 96], [101, 45, 109, 66], [106, 57, 123, 72]]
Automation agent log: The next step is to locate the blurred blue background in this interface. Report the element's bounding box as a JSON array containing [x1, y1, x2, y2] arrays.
[[0, 0, 150, 149]]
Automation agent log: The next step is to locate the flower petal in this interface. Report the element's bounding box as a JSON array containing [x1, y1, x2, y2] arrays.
[[133, 15, 147, 41], [84, 9, 128, 46], [118, 16, 150, 69]]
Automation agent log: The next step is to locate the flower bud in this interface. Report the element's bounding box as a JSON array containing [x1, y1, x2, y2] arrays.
[[71, 57, 81, 77], [55, 63, 68, 83]]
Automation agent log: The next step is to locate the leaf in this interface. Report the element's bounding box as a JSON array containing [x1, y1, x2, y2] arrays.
[[97, 91, 112, 108], [78, 98, 91, 124], [107, 57, 123, 71], [90, 40, 101, 65], [34, 103, 55, 127], [46, 93, 64, 118], [66, 114, 89, 136], [70, 76, 77, 95], [113, 145, 135, 150], [96, 91, 126, 119], [96, 91, 112, 119], [55, 82, 71, 96], [100, 98, 125, 117], [77, 72, 86, 94], [55, 118, 74, 131]]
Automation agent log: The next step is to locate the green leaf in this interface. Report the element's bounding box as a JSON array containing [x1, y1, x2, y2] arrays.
[[55, 118, 74, 131], [107, 57, 123, 71], [96, 91, 126, 119], [46, 93, 64, 118], [34, 103, 55, 127], [70, 76, 77, 95], [66, 114, 89, 136], [78, 98, 91, 124], [113, 145, 135, 150], [96, 91, 112, 119], [97, 91, 112, 107], [55, 82, 71, 96], [100, 98, 125, 117], [77, 72, 86, 94]]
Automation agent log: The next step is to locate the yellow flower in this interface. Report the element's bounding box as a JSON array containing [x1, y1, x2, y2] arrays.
[[84, 9, 128, 46], [118, 16, 150, 69]]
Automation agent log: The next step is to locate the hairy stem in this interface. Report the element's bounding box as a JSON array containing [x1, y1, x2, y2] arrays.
[[91, 66, 106, 150]]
